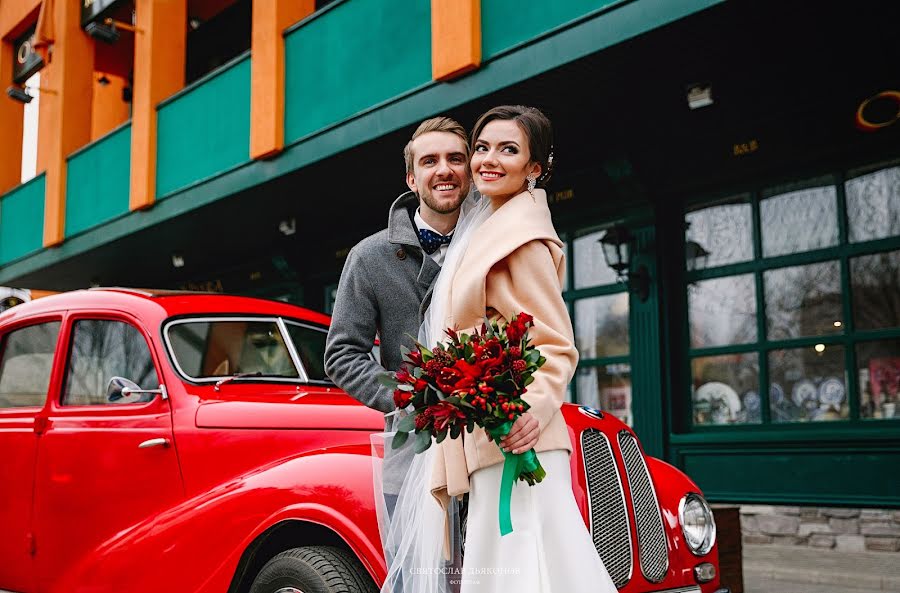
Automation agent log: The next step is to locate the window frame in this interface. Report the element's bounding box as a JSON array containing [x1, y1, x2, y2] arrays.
[[57, 312, 165, 410], [682, 163, 900, 432]]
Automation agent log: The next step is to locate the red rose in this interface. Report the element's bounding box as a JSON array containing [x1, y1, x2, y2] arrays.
[[506, 322, 524, 344], [517, 313, 534, 325], [393, 389, 413, 408], [414, 378, 428, 391], [395, 369, 412, 383]]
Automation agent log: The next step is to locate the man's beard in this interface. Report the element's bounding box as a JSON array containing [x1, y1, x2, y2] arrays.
[[420, 183, 469, 214]]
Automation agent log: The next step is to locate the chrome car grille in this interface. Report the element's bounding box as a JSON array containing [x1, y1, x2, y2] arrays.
[[618, 431, 669, 583], [580, 429, 633, 588]]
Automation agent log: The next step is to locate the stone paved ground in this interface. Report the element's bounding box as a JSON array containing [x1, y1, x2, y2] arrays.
[[741, 544, 900, 592]]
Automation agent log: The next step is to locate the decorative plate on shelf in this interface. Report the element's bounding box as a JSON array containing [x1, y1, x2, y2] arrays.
[[791, 380, 819, 410], [694, 381, 741, 423], [818, 377, 845, 408]]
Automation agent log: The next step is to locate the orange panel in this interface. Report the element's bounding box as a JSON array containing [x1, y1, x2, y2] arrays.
[[431, 0, 481, 81], [130, 0, 187, 211], [91, 73, 130, 140], [38, 0, 93, 247], [0, 40, 25, 195], [250, 0, 315, 160], [0, 0, 41, 39]]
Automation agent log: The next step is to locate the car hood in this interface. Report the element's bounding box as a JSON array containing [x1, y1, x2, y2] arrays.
[[194, 389, 386, 431]]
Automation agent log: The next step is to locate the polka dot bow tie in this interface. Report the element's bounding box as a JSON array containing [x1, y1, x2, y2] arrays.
[[417, 228, 453, 254]]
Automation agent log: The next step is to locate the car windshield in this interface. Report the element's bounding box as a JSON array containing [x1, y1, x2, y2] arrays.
[[166, 319, 301, 380]]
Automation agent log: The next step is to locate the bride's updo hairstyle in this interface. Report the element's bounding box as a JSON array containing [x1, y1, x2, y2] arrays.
[[470, 105, 554, 186]]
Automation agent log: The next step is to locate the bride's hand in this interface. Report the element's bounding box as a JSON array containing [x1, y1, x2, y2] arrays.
[[499, 412, 539, 454]]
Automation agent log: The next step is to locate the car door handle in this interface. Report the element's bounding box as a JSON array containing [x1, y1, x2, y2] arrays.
[[138, 438, 170, 449]]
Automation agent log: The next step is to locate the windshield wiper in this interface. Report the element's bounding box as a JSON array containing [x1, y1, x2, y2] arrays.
[[214, 371, 263, 392]]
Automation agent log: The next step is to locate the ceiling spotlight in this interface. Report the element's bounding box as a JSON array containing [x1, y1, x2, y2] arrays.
[[171, 253, 185, 268], [278, 218, 296, 236], [189, 17, 202, 30], [686, 83, 713, 110], [6, 85, 33, 103], [85, 21, 120, 44]]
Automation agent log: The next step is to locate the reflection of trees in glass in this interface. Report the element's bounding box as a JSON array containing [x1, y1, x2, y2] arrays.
[[688, 275, 757, 348], [761, 183, 838, 257], [764, 261, 842, 340], [574, 231, 618, 289], [851, 250, 900, 330], [846, 166, 900, 243], [65, 321, 158, 404], [575, 294, 628, 359], [685, 198, 753, 268]]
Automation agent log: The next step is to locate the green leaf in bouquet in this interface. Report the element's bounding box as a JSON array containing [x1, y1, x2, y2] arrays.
[[414, 429, 432, 453], [458, 399, 476, 409], [525, 350, 540, 364], [397, 413, 417, 432], [436, 429, 448, 444], [377, 374, 400, 388], [425, 388, 440, 405], [463, 343, 473, 360], [536, 356, 546, 367], [445, 396, 461, 405], [391, 430, 409, 449], [396, 383, 414, 392], [523, 375, 535, 386], [450, 423, 462, 439], [466, 418, 475, 433]]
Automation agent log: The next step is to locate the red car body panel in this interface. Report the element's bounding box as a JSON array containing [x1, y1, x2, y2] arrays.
[[0, 290, 722, 593]]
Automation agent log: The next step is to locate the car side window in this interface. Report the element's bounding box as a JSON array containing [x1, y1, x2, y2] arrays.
[[0, 322, 61, 408], [284, 322, 329, 381], [62, 320, 160, 406]]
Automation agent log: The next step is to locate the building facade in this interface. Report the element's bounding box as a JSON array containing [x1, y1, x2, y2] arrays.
[[1, 0, 898, 552]]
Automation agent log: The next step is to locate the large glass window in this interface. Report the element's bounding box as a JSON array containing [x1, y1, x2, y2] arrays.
[[0, 322, 60, 408], [567, 229, 632, 426], [685, 163, 900, 427]]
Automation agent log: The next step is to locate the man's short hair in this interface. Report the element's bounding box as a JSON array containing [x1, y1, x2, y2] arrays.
[[403, 116, 469, 173]]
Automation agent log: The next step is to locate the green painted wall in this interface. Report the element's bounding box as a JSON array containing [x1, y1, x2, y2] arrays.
[[156, 54, 251, 199], [677, 445, 900, 507], [65, 124, 132, 238], [284, 0, 432, 143], [482, 0, 620, 59], [0, 174, 45, 266]]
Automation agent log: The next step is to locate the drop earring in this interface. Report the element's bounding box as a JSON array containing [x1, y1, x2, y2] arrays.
[[526, 174, 537, 197]]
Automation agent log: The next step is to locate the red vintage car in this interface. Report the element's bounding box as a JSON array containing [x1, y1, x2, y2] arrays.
[[0, 289, 727, 593]]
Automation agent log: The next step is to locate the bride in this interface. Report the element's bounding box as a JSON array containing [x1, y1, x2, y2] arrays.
[[377, 105, 617, 593]]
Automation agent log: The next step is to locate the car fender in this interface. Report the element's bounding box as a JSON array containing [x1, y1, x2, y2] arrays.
[[50, 445, 385, 593]]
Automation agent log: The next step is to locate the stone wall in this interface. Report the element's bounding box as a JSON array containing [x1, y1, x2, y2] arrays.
[[740, 505, 900, 552]]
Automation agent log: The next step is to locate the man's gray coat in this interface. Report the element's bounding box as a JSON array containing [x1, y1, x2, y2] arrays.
[[324, 191, 440, 420]]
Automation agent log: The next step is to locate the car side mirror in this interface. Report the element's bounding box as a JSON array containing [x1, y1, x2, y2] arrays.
[[106, 376, 167, 403]]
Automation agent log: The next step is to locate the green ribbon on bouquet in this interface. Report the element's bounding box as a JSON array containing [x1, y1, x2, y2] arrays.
[[488, 422, 542, 536]]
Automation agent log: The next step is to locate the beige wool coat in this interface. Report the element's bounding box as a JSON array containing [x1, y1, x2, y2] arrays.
[[429, 188, 578, 509]]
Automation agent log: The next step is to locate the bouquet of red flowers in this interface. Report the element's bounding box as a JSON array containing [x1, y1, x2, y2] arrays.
[[379, 312, 546, 535]]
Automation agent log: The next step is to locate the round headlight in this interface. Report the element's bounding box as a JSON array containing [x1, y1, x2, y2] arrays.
[[679, 493, 716, 556]]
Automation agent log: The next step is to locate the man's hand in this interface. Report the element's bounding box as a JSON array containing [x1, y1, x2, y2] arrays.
[[499, 412, 539, 455]]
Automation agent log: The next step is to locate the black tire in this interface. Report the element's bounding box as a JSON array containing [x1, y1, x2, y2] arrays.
[[249, 545, 378, 593]]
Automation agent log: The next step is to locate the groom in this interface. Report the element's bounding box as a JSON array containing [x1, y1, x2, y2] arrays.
[[325, 116, 471, 593], [325, 114, 471, 457]]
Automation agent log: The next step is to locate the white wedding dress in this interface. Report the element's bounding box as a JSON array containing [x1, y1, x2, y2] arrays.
[[375, 191, 617, 593]]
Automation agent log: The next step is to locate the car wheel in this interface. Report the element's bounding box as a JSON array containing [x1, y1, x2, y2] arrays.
[[249, 545, 377, 593]]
